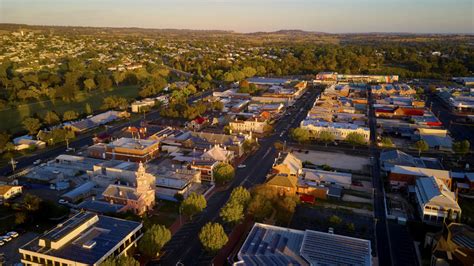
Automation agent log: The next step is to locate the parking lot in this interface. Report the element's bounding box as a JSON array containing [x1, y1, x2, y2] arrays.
[[293, 150, 370, 172], [0, 231, 38, 265], [290, 205, 376, 255]]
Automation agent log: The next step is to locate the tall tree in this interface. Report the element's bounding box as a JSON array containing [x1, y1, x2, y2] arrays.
[[22, 117, 42, 135], [214, 163, 235, 185], [345, 132, 367, 149], [414, 139, 429, 155], [199, 222, 228, 253], [138, 224, 171, 258], [220, 201, 244, 224], [318, 131, 335, 147], [181, 192, 207, 218]]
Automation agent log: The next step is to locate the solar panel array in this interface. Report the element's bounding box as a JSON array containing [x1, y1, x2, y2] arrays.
[[42, 212, 96, 242], [238, 224, 305, 266], [300, 230, 371, 266]]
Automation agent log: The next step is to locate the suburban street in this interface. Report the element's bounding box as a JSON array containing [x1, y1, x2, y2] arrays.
[[154, 87, 320, 265], [367, 85, 393, 266]]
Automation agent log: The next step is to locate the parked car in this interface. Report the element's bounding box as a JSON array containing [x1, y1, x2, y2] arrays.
[[33, 159, 41, 165], [58, 199, 68, 205], [237, 164, 246, 169], [1, 236, 12, 242], [7, 231, 19, 238], [0, 240, 4, 246]]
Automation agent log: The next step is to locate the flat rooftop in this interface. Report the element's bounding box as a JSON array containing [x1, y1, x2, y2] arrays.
[[237, 223, 372, 266], [108, 137, 158, 150], [20, 212, 142, 265]]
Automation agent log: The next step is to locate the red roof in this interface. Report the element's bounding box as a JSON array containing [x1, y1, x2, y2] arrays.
[[194, 116, 206, 124], [300, 194, 315, 204], [400, 108, 424, 116]]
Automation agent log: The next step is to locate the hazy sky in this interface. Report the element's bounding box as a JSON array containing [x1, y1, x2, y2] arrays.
[[1, 0, 473, 33]]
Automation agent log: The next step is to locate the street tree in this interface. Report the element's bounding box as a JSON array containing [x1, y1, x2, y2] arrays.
[[318, 131, 335, 147], [181, 192, 207, 218], [230, 186, 251, 207], [329, 215, 342, 225], [214, 163, 235, 185], [199, 222, 228, 253], [345, 132, 367, 149], [291, 128, 310, 143], [138, 224, 171, 258], [22, 117, 42, 135], [414, 139, 429, 155], [220, 201, 244, 224], [453, 140, 470, 159]]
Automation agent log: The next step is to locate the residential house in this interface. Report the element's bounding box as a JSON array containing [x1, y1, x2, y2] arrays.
[[427, 223, 474, 265], [415, 176, 461, 224], [201, 145, 235, 163], [0, 185, 22, 204], [389, 165, 451, 190]]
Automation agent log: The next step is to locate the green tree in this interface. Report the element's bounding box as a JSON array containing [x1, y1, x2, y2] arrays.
[[318, 131, 335, 147], [242, 66, 257, 78], [22, 117, 42, 135], [85, 103, 93, 115], [199, 222, 228, 253], [329, 215, 342, 225], [414, 139, 429, 155], [23, 193, 42, 212], [96, 74, 112, 91], [138, 224, 171, 258], [229, 186, 251, 207], [346, 222, 355, 232], [100, 255, 140, 266], [102, 96, 129, 110], [214, 162, 235, 185], [15, 212, 27, 225], [380, 137, 394, 147], [181, 192, 207, 218], [345, 132, 367, 149], [220, 201, 244, 224], [291, 128, 310, 143], [43, 111, 60, 125], [83, 78, 96, 92], [0, 131, 10, 152], [453, 140, 470, 159], [63, 110, 79, 121], [223, 72, 234, 83], [112, 71, 125, 87]]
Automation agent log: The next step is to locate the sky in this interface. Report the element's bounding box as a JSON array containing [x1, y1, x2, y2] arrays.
[[0, 0, 473, 33]]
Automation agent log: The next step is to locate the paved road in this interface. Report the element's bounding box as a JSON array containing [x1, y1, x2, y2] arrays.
[[367, 85, 393, 266], [154, 88, 320, 266], [0, 88, 221, 177]]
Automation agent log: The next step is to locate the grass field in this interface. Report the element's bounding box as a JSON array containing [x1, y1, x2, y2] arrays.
[[0, 85, 140, 134]]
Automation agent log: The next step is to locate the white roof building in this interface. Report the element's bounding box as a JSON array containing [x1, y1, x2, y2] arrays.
[[415, 176, 461, 224]]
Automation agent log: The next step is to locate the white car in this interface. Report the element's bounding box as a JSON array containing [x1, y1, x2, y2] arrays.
[[33, 159, 41, 165], [0, 240, 4, 246], [1, 236, 12, 242], [237, 164, 246, 169], [7, 231, 19, 238], [58, 199, 68, 205]]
